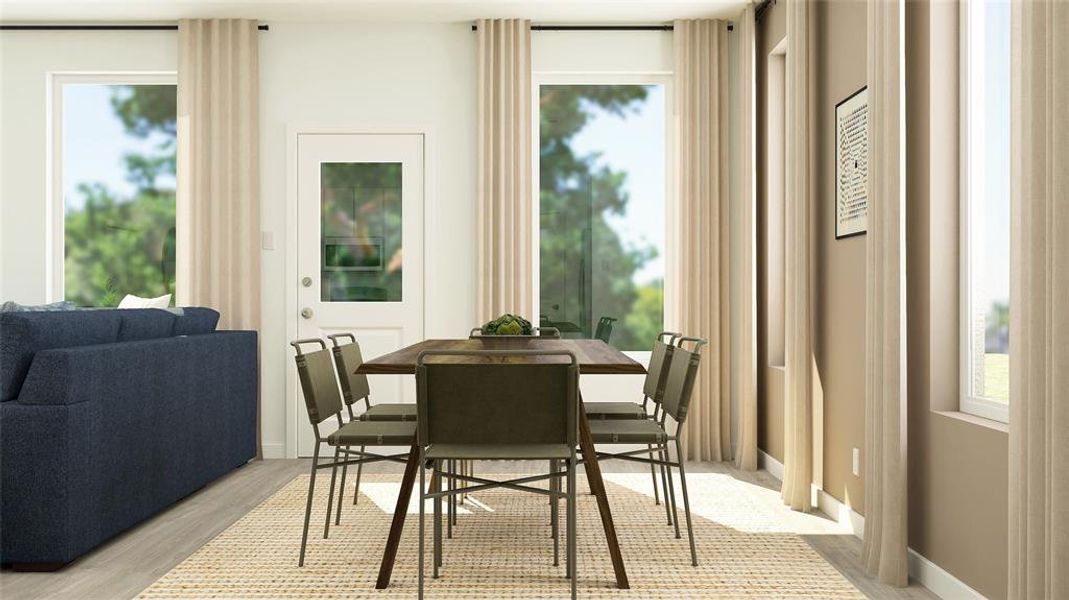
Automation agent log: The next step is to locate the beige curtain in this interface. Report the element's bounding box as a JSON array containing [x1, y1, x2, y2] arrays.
[[1008, 1, 1069, 597], [674, 19, 732, 462], [177, 19, 261, 450], [781, 0, 815, 511], [733, 6, 758, 472], [476, 19, 533, 322], [861, 0, 908, 587]]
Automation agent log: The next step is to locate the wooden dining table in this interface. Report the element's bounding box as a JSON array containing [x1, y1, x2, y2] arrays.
[[358, 337, 644, 590]]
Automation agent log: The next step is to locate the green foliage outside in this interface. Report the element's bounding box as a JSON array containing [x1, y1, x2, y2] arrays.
[[64, 85, 177, 307], [539, 85, 663, 350]]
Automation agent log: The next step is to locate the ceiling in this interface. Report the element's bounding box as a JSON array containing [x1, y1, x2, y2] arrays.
[[0, 0, 751, 24]]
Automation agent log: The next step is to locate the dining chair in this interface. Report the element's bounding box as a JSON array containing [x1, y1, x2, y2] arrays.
[[327, 333, 417, 518], [584, 331, 680, 518], [290, 338, 417, 567], [585, 336, 706, 567], [414, 349, 580, 600], [593, 316, 617, 343], [461, 324, 561, 523]]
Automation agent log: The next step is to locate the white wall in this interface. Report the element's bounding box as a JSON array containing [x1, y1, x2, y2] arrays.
[[0, 31, 178, 303], [1, 25, 751, 459], [258, 23, 477, 456]]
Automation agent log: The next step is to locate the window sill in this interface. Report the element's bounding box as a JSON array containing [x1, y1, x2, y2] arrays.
[[933, 410, 1009, 434]]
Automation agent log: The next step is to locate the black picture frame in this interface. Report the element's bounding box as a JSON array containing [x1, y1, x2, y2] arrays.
[[834, 85, 868, 240]]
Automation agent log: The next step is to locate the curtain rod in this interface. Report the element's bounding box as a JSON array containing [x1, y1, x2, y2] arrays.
[[0, 24, 269, 31], [470, 23, 735, 32], [471, 24, 673, 32]]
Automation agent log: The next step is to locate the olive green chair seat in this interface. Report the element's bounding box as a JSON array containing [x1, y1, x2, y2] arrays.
[[426, 443, 572, 461], [327, 420, 417, 446], [588, 419, 668, 444], [361, 403, 417, 421], [584, 401, 646, 420]]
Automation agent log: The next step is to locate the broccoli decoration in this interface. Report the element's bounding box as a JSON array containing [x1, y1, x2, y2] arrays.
[[480, 313, 534, 336]]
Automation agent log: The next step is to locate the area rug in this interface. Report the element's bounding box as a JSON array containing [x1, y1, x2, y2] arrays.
[[137, 472, 864, 599]]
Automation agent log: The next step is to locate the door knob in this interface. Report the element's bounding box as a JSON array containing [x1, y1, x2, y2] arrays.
[[301, 276, 313, 288], [301, 307, 314, 319]]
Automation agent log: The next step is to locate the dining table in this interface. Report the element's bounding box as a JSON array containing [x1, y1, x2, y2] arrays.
[[358, 337, 645, 590]]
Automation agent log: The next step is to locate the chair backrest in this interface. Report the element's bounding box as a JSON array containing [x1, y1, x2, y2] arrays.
[[642, 331, 680, 402], [327, 333, 371, 409], [415, 350, 579, 449], [291, 339, 344, 425], [594, 316, 617, 343], [660, 337, 707, 423]]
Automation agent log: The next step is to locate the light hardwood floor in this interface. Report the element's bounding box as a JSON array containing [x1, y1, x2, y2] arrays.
[[0, 459, 938, 600]]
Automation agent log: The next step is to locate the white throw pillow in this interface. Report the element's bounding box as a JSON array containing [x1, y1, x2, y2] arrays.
[[118, 293, 172, 309]]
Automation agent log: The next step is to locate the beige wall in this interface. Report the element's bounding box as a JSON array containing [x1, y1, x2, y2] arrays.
[[756, 0, 867, 506], [906, 2, 1009, 598], [756, 1, 1009, 597], [813, 0, 867, 511]]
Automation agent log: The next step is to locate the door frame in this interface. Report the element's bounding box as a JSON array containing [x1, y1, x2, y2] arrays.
[[285, 124, 435, 458]]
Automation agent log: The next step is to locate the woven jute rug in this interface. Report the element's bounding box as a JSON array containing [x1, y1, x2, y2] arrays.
[[137, 471, 864, 599]]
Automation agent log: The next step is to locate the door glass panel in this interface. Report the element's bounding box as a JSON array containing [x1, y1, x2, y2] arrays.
[[320, 162, 402, 302]]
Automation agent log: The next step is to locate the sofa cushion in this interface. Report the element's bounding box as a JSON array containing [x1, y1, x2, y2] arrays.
[[117, 309, 177, 342], [171, 307, 220, 335], [0, 310, 121, 401], [0, 300, 77, 312]]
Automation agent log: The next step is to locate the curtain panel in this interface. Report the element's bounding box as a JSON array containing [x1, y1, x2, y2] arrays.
[[673, 11, 757, 467], [475, 19, 533, 322], [733, 6, 759, 472], [177, 18, 262, 453], [1008, 1, 1069, 597], [861, 0, 909, 586], [781, 0, 816, 511], [673, 19, 733, 462]]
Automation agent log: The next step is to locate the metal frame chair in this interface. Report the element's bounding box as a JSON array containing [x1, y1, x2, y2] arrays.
[[585, 335, 707, 567], [593, 316, 618, 343], [290, 338, 416, 567], [414, 349, 580, 600], [584, 331, 680, 520], [327, 333, 418, 520]]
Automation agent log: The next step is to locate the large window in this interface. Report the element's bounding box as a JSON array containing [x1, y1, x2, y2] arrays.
[[537, 81, 667, 351], [52, 75, 177, 307], [961, 0, 1010, 422]]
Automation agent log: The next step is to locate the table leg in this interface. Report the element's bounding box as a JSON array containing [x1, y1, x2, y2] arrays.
[[577, 396, 630, 589], [375, 443, 421, 589]]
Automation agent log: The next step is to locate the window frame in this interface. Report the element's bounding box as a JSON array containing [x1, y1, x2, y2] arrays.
[[531, 72, 676, 359], [46, 71, 177, 303], [957, 2, 1009, 424]]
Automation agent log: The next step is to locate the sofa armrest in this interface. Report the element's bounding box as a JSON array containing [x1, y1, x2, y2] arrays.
[[2, 330, 257, 564]]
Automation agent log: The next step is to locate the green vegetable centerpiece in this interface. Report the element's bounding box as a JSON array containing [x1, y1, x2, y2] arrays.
[[480, 313, 534, 336]]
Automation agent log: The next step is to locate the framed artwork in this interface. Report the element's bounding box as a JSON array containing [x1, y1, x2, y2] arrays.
[[835, 86, 868, 239]]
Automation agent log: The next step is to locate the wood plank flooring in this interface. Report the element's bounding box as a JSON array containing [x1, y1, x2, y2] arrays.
[[0, 459, 938, 600]]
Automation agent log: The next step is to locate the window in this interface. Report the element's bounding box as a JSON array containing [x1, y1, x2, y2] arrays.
[[961, 0, 1010, 422], [536, 80, 667, 351], [51, 74, 177, 307]]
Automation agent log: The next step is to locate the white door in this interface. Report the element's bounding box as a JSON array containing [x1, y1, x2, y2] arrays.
[[295, 133, 424, 457]]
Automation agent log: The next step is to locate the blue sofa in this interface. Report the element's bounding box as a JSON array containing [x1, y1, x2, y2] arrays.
[[0, 308, 257, 568]]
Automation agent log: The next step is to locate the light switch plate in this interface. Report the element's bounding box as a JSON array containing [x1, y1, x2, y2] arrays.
[[852, 448, 861, 477], [261, 231, 275, 251]]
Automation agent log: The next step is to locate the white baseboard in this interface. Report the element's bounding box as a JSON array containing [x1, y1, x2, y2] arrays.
[[261, 442, 287, 459], [907, 548, 986, 600], [757, 449, 986, 599], [758, 449, 784, 480]]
